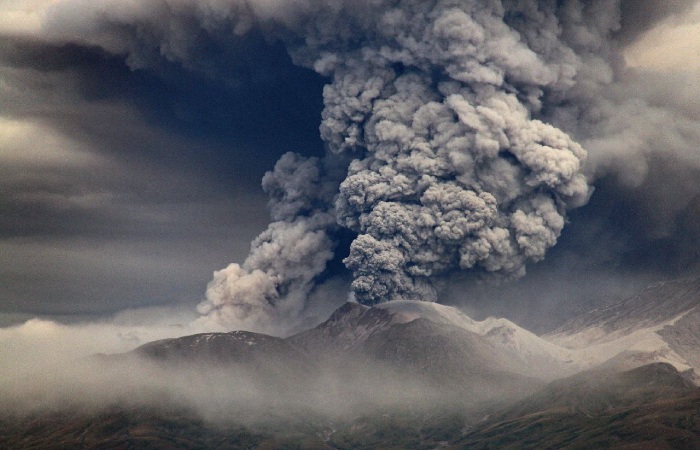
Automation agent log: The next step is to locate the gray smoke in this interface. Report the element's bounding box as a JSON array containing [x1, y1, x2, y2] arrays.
[[201, 0, 595, 326], [26, 0, 700, 330], [197, 152, 345, 332]]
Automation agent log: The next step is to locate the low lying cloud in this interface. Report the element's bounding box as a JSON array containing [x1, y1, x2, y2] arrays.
[[0, 310, 535, 425]]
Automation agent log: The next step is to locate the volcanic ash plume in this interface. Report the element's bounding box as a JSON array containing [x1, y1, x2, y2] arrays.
[[35, 0, 640, 330], [195, 0, 593, 329], [198, 152, 345, 331]]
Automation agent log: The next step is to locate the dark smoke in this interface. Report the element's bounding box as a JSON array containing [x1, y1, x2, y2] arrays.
[[19, 0, 700, 331], [201, 0, 594, 330]]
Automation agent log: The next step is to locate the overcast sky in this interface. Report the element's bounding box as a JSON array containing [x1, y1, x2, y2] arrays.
[[1, 0, 700, 334], [0, 10, 328, 324]]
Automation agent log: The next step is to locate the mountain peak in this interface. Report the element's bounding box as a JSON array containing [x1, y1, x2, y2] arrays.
[[325, 301, 369, 323], [288, 300, 580, 380]]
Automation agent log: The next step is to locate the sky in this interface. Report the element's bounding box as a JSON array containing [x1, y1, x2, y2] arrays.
[[1, 0, 700, 340], [0, 7, 328, 325]]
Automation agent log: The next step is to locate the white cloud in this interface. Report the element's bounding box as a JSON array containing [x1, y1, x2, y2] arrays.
[[625, 3, 700, 72], [0, 0, 51, 36], [0, 117, 102, 168], [0, 306, 221, 376]]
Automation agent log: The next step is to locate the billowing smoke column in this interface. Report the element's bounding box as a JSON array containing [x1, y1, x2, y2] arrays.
[[199, 0, 593, 329], [34, 0, 698, 331], [198, 152, 346, 329]]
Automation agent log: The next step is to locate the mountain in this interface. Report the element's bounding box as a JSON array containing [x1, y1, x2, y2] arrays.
[[490, 362, 697, 419], [287, 302, 393, 352], [548, 276, 700, 341], [4, 280, 700, 449], [117, 293, 699, 398], [330, 363, 700, 450], [126, 301, 552, 408], [290, 300, 580, 380], [545, 276, 700, 380], [0, 408, 285, 450], [4, 363, 697, 450], [136, 330, 312, 367], [451, 363, 700, 450]]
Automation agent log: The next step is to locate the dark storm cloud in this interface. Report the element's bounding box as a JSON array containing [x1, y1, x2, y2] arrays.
[[0, 34, 326, 181], [0, 20, 327, 319]]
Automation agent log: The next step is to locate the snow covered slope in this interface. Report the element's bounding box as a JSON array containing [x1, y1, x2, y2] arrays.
[[548, 277, 700, 344], [545, 276, 700, 381], [340, 290, 700, 382], [375, 301, 579, 378]]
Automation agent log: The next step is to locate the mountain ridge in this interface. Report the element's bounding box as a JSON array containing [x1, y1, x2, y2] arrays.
[[544, 275, 700, 381], [4, 275, 700, 449], [124, 276, 700, 386]]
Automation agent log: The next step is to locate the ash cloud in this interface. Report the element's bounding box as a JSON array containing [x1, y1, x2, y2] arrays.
[[202, 0, 594, 326], [3, 0, 700, 331], [202, 0, 698, 329], [198, 153, 348, 333]]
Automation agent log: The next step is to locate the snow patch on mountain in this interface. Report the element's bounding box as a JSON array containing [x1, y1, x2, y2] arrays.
[[376, 301, 581, 378], [549, 277, 700, 339], [548, 309, 693, 349], [546, 306, 699, 381], [376, 297, 699, 381], [375, 301, 479, 330]]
